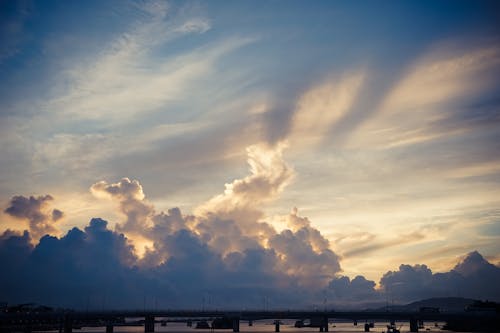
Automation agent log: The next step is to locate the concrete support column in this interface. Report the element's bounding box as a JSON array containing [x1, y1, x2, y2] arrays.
[[145, 316, 155, 333], [364, 323, 370, 332], [274, 320, 280, 332], [409, 319, 418, 332], [106, 324, 114, 333], [232, 317, 240, 332], [63, 315, 72, 333], [323, 317, 328, 332]]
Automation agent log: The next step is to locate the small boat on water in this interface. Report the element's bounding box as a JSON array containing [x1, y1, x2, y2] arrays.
[[386, 324, 400, 333]]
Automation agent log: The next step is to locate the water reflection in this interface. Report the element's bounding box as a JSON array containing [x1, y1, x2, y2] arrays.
[[38, 320, 451, 333]]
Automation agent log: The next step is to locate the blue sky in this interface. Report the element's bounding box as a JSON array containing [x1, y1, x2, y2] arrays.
[[1, 0, 500, 292]]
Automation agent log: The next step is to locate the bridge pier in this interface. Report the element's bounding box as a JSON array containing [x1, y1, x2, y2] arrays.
[[232, 317, 240, 332], [274, 320, 280, 332], [106, 324, 114, 333], [318, 316, 328, 332], [364, 323, 370, 332], [409, 318, 418, 332], [145, 315, 155, 333], [63, 315, 72, 333]]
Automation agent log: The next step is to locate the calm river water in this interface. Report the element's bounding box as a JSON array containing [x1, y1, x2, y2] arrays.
[[38, 320, 458, 333]]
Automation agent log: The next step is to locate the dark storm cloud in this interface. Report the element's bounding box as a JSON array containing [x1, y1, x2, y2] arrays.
[[0, 143, 345, 308], [324, 251, 500, 306], [328, 275, 378, 302], [4, 195, 63, 240], [1, 212, 500, 309], [379, 251, 500, 302], [0, 218, 330, 309], [0, 219, 143, 308]]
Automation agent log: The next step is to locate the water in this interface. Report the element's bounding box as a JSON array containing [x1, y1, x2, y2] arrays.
[[37, 320, 454, 333]]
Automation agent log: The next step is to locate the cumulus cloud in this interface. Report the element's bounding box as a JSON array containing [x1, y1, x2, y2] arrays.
[[380, 264, 434, 301], [91, 178, 153, 236], [4, 195, 63, 240], [197, 142, 294, 214], [0, 217, 330, 308], [268, 227, 339, 287], [2, 142, 499, 308], [329, 275, 379, 303], [379, 251, 500, 302], [192, 142, 295, 253], [83, 142, 342, 296], [325, 251, 500, 307], [0, 219, 144, 308]]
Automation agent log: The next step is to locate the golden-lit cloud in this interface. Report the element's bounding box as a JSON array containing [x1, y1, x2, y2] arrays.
[[349, 45, 500, 149], [3, 194, 64, 241], [289, 72, 364, 148]]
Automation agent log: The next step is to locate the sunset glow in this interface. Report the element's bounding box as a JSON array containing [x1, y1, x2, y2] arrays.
[[1, 0, 499, 309]]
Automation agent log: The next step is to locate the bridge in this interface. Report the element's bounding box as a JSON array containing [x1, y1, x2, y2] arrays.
[[1, 309, 498, 333]]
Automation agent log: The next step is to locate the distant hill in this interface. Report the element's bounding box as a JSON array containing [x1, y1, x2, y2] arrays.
[[372, 297, 476, 312]]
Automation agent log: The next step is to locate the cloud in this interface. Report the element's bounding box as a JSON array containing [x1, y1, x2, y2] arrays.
[[349, 45, 500, 149], [85, 141, 342, 293], [32, 133, 112, 175], [379, 251, 500, 302], [453, 251, 495, 276], [192, 142, 295, 254], [90, 178, 153, 237], [268, 226, 340, 287], [382, 47, 500, 113], [0, 219, 143, 308], [44, 6, 252, 123], [175, 18, 211, 34], [289, 72, 364, 148], [4, 195, 63, 240], [329, 275, 379, 303], [0, 215, 331, 308], [196, 142, 294, 226], [190, 143, 340, 288], [328, 252, 500, 306], [2, 141, 499, 308]]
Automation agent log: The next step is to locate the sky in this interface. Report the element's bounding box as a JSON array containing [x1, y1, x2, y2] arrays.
[[1, 0, 500, 308]]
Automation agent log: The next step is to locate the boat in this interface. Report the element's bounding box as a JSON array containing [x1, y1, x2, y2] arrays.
[[386, 324, 400, 333]]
